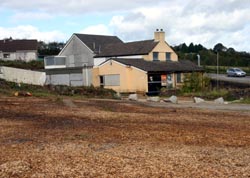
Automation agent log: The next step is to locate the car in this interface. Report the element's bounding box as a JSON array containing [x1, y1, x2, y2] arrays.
[[226, 68, 246, 77]]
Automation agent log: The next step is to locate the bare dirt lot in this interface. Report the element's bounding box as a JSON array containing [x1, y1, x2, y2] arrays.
[[0, 96, 250, 177]]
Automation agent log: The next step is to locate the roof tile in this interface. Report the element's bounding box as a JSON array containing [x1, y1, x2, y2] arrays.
[[112, 58, 204, 72], [74, 33, 123, 53], [96, 40, 158, 57], [0, 39, 38, 52]]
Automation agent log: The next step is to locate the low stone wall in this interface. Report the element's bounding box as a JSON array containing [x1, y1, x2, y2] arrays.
[[0, 66, 46, 86]]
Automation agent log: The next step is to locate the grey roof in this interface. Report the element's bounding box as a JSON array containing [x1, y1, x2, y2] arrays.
[[74, 33, 123, 53], [0, 39, 38, 52], [112, 58, 204, 73], [95, 40, 158, 57]]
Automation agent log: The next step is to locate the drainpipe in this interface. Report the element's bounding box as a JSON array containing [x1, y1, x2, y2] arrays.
[[84, 64, 89, 86]]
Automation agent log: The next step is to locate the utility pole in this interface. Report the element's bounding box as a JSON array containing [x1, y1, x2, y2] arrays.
[[216, 51, 219, 90], [197, 54, 200, 67]]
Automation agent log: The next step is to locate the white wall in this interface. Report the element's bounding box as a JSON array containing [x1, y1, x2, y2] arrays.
[[0, 66, 46, 86], [94, 58, 106, 66], [0, 51, 37, 62], [59, 35, 94, 67], [16, 51, 37, 62]]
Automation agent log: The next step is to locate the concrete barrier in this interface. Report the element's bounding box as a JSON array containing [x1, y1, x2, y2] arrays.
[[0, 66, 46, 86]]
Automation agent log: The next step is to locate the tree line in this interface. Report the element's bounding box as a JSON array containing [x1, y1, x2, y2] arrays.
[[38, 41, 65, 57], [173, 43, 250, 67]]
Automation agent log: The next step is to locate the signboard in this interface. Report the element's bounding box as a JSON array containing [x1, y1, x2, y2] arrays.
[[161, 75, 167, 86]]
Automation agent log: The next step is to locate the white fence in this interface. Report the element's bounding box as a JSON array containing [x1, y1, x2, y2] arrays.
[[0, 66, 46, 86]]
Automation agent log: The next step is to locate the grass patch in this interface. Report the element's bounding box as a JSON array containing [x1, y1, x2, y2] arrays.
[[181, 89, 237, 101], [0, 79, 117, 99], [238, 98, 250, 104], [0, 60, 44, 70]]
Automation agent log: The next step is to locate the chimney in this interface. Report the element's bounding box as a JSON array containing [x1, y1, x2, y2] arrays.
[[154, 29, 165, 42]]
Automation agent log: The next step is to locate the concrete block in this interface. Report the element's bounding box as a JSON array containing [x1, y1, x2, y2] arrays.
[[214, 97, 224, 104], [164, 95, 178, 104], [128, 94, 138, 101], [193, 97, 205, 103]]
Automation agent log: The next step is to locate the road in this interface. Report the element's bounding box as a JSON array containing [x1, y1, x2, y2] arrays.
[[143, 100, 250, 113], [207, 73, 250, 85]]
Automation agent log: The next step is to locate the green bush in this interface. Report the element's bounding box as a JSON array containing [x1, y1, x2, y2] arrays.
[[0, 79, 117, 99], [181, 72, 210, 93], [0, 60, 44, 70]]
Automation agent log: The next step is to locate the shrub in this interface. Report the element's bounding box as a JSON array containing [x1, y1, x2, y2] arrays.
[[181, 72, 210, 93]]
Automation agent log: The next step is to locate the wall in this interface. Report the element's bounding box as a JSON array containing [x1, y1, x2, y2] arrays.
[[92, 60, 148, 93], [16, 51, 37, 62], [0, 51, 37, 61], [59, 35, 94, 67], [144, 42, 178, 62], [0, 66, 46, 85], [82, 68, 92, 86], [45, 67, 92, 86]]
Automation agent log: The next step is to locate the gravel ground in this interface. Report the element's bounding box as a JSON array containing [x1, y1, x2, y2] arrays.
[[0, 96, 249, 177]]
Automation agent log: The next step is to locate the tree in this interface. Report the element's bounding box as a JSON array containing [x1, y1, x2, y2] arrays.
[[227, 47, 235, 53], [38, 41, 65, 56], [188, 43, 195, 53], [213, 43, 227, 52]]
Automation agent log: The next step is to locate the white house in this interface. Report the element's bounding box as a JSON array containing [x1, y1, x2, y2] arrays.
[[0, 38, 38, 62]]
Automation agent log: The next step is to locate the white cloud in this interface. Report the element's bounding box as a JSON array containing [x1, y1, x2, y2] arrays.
[[0, 25, 66, 42], [109, 0, 250, 51], [1, 0, 250, 51], [80, 24, 112, 35]]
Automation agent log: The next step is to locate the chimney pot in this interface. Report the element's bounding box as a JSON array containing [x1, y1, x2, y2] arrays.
[[154, 29, 165, 42]]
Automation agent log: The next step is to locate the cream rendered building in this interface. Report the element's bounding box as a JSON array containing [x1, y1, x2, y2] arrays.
[[93, 30, 203, 94]]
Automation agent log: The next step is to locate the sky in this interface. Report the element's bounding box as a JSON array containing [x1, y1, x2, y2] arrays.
[[0, 0, 250, 52]]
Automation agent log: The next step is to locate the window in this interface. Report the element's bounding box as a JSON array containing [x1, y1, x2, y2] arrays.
[[55, 57, 66, 65], [153, 52, 159, 61], [167, 74, 172, 81], [45, 57, 55, 66], [3, 53, 10, 58], [45, 56, 66, 66], [177, 73, 182, 83], [100, 75, 120, 86], [166, 52, 171, 61], [167, 74, 173, 88]]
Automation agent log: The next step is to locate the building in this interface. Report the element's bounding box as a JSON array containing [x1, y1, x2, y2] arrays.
[[95, 29, 178, 62], [44, 33, 123, 86], [0, 38, 38, 62], [44, 30, 203, 94], [92, 30, 203, 94]]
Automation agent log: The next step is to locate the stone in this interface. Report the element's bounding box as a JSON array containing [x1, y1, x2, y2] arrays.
[[168, 95, 178, 104], [163, 95, 178, 104], [147, 96, 160, 102], [214, 97, 224, 104], [128, 94, 138, 101], [193, 97, 205, 103]]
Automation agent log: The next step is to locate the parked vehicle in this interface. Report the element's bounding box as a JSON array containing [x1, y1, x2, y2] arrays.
[[226, 68, 246, 77]]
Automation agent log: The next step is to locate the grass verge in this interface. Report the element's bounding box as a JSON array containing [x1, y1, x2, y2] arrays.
[[0, 79, 117, 99]]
